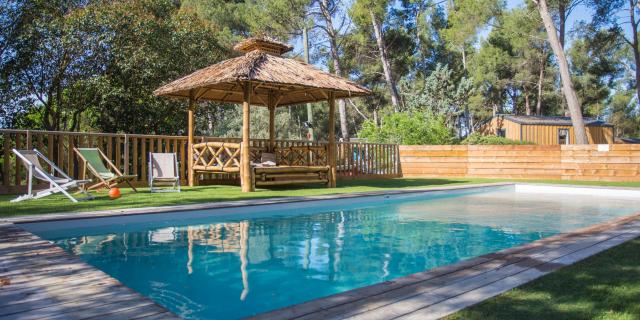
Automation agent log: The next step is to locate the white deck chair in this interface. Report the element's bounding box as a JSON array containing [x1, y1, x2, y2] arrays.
[[148, 153, 180, 192], [11, 149, 93, 203]]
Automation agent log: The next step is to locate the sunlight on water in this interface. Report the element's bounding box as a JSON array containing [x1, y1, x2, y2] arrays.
[[36, 187, 639, 319]]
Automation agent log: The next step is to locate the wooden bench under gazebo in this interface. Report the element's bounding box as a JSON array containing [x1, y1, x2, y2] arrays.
[[154, 37, 371, 192]]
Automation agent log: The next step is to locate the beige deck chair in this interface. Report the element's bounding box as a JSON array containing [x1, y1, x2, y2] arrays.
[[148, 153, 180, 192], [74, 147, 138, 192], [11, 149, 93, 203]]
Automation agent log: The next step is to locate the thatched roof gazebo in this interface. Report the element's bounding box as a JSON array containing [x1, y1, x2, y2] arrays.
[[154, 37, 371, 192]]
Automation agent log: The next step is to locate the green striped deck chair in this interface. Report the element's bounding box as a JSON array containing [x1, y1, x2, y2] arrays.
[[74, 147, 138, 192]]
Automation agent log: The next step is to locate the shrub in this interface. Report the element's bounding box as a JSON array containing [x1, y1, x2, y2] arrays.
[[461, 132, 534, 145], [358, 112, 454, 145]]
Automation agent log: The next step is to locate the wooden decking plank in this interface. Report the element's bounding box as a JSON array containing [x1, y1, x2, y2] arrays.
[[80, 302, 178, 320], [0, 282, 125, 308], [132, 311, 181, 320], [8, 293, 152, 320], [0, 225, 177, 320], [0, 279, 121, 308], [0, 259, 92, 278], [2, 269, 111, 291], [0, 274, 113, 298], [0, 284, 137, 316]]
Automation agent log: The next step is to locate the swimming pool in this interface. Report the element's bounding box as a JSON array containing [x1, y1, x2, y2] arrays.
[[23, 184, 640, 319]]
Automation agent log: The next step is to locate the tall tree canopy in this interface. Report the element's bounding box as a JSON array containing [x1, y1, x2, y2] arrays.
[[2, 0, 639, 141]]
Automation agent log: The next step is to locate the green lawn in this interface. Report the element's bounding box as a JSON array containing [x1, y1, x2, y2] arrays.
[[447, 237, 640, 320], [1, 178, 640, 217]]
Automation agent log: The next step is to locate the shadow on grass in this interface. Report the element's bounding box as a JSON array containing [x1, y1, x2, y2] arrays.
[[447, 238, 640, 320]]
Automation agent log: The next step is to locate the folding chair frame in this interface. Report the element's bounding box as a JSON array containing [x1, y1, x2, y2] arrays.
[[74, 147, 138, 193], [11, 149, 93, 203], [148, 152, 181, 193]]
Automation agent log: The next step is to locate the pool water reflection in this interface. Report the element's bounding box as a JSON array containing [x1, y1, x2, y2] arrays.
[[41, 187, 639, 319]]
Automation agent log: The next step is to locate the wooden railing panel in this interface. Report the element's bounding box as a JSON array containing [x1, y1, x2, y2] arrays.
[[0, 129, 400, 194]]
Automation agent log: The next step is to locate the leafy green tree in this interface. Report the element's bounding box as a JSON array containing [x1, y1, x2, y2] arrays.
[[3, 0, 227, 134], [442, 0, 501, 134], [442, 0, 502, 70], [590, 0, 640, 105], [403, 64, 474, 135], [182, 0, 308, 45], [608, 90, 639, 137], [350, 0, 402, 111], [569, 25, 623, 117], [471, 7, 553, 117], [1, 0, 110, 131], [358, 112, 453, 145]]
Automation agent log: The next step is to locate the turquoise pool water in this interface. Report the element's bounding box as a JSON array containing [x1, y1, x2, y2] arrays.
[[28, 186, 639, 319]]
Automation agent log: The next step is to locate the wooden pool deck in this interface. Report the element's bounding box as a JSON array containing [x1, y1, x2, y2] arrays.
[[0, 184, 639, 320], [0, 223, 178, 320]]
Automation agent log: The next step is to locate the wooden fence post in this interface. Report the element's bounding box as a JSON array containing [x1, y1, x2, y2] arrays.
[[124, 134, 130, 175], [3, 133, 9, 188]]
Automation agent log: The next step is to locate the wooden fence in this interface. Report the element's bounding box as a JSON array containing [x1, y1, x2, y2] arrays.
[[400, 144, 640, 182], [0, 129, 400, 194]]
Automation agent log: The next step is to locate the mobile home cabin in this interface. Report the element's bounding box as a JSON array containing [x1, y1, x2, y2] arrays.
[[479, 115, 614, 145]]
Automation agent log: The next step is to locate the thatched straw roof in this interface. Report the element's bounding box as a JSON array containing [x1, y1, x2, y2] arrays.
[[154, 37, 371, 106]]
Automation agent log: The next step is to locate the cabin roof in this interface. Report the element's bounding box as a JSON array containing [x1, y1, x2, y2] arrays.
[[619, 137, 640, 144], [499, 115, 614, 127]]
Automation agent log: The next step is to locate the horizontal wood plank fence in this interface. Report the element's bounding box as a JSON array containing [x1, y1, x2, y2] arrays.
[[400, 144, 640, 182], [0, 129, 400, 194]]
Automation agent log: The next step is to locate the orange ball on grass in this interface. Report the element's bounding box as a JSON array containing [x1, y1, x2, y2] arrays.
[[108, 187, 121, 199]]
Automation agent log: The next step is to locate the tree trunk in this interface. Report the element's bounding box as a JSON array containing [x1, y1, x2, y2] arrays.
[[536, 53, 545, 115], [461, 47, 467, 70], [320, 0, 349, 140], [369, 9, 401, 112], [628, 0, 640, 104], [558, 0, 566, 48], [524, 87, 531, 115], [535, 0, 588, 144], [303, 26, 314, 141], [557, 0, 568, 112], [464, 105, 472, 134]]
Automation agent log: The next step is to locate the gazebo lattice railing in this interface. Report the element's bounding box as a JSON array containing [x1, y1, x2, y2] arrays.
[[192, 142, 242, 173], [154, 36, 372, 192], [192, 141, 330, 186]]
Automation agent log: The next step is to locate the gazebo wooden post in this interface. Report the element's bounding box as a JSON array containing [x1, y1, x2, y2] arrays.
[[187, 91, 196, 187], [328, 91, 337, 188], [241, 82, 254, 192], [268, 92, 276, 152]]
